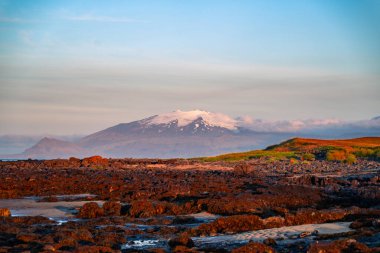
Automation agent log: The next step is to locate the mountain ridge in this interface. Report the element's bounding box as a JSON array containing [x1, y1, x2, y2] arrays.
[[14, 110, 286, 159], [266, 137, 380, 152], [3, 110, 380, 159]]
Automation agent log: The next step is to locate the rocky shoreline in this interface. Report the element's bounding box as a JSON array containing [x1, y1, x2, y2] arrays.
[[0, 157, 379, 252]]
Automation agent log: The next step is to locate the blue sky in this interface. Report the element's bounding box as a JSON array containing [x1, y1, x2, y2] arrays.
[[0, 0, 379, 134]]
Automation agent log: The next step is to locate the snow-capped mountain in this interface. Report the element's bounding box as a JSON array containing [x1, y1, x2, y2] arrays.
[[142, 109, 238, 131], [8, 110, 379, 159], [16, 110, 289, 159]]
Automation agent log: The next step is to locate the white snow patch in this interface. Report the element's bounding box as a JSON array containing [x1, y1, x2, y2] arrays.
[[145, 110, 238, 130]]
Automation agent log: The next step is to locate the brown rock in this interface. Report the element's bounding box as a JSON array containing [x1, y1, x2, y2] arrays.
[[73, 245, 116, 253], [77, 202, 104, 219], [147, 249, 167, 253], [263, 238, 277, 246], [74, 229, 93, 242], [308, 239, 371, 253], [56, 236, 77, 249], [0, 208, 11, 217], [81, 156, 108, 168], [192, 215, 265, 236], [262, 216, 285, 228], [232, 242, 276, 253], [168, 235, 194, 248], [94, 232, 126, 248], [42, 244, 56, 251], [173, 245, 198, 252], [102, 201, 121, 216], [16, 233, 39, 243]]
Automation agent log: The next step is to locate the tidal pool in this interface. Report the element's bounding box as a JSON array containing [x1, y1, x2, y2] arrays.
[[192, 222, 353, 249], [0, 195, 103, 223]]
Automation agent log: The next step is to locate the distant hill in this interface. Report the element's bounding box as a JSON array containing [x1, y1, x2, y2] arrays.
[[266, 137, 380, 162], [200, 137, 380, 162], [22, 137, 87, 159], [267, 137, 380, 152]]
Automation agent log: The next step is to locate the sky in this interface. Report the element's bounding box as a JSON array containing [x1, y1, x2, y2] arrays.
[[0, 0, 379, 135]]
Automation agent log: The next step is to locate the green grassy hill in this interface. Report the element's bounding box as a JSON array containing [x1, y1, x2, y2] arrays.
[[199, 137, 380, 162]]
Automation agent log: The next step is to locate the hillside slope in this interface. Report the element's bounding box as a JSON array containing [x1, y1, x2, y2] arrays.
[[267, 137, 380, 152], [14, 110, 290, 159], [200, 137, 380, 162]]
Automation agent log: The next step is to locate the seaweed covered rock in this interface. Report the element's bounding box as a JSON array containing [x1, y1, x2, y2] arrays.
[[0, 208, 11, 217], [232, 242, 276, 253], [168, 234, 194, 248], [192, 215, 265, 236], [73, 245, 117, 253], [308, 238, 373, 253], [102, 201, 121, 216], [77, 202, 104, 219]]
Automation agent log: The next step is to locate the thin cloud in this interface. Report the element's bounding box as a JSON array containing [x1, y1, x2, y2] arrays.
[[236, 117, 380, 133], [66, 14, 147, 23], [0, 17, 37, 23]]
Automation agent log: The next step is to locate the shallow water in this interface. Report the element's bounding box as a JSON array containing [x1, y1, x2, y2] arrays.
[[120, 212, 219, 250], [122, 236, 167, 250], [124, 212, 220, 231], [0, 197, 356, 250], [192, 222, 353, 249], [24, 193, 97, 201], [187, 211, 219, 222], [120, 221, 353, 250], [0, 196, 103, 220]]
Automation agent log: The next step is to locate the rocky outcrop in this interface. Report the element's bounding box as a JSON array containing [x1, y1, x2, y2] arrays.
[[308, 239, 373, 253], [190, 208, 355, 236], [77, 202, 104, 219], [191, 215, 265, 236], [168, 234, 195, 248], [232, 242, 276, 253], [81, 156, 109, 168], [102, 201, 121, 216], [0, 208, 11, 217]]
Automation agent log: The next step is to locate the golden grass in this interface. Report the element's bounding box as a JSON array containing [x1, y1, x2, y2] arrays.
[[197, 137, 380, 162]]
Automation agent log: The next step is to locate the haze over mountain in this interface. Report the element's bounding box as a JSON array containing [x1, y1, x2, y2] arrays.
[[12, 110, 286, 159], [1, 110, 379, 159]]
